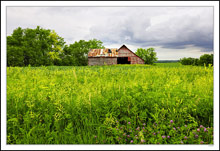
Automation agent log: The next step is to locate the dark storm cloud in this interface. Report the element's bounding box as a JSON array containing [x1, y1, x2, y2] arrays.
[[88, 7, 213, 52]]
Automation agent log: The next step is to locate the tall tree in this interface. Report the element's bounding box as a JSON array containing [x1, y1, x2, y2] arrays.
[[62, 39, 104, 66], [7, 26, 65, 67], [199, 54, 213, 66], [7, 27, 25, 66], [135, 48, 157, 64]]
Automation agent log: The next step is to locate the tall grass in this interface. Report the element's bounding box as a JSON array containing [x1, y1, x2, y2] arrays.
[[7, 64, 213, 144]]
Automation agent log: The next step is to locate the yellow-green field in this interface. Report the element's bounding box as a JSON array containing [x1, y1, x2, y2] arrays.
[[7, 63, 213, 144]]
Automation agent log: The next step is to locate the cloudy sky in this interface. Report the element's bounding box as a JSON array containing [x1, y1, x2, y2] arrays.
[[7, 6, 214, 60]]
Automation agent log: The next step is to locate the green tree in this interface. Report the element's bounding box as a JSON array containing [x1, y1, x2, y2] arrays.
[[62, 39, 104, 66], [199, 54, 213, 66], [180, 54, 213, 66], [7, 26, 65, 67], [193, 58, 200, 66], [135, 48, 157, 64], [7, 27, 25, 66], [180, 57, 195, 65]]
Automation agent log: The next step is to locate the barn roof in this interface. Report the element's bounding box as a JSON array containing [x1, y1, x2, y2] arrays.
[[88, 48, 118, 57], [88, 45, 145, 62]]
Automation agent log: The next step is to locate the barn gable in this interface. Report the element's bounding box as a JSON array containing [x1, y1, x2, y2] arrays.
[[118, 45, 145, 62]]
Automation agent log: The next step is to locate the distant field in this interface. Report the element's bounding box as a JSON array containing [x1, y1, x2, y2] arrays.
[[155, 62, 182, 67], [7, 64, 213, 144]]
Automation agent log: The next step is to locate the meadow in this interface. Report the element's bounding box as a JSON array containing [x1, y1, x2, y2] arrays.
[[7, 63, 213, 144]]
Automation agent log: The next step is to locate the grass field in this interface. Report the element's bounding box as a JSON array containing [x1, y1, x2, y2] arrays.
[[7, 63, 213, 144]]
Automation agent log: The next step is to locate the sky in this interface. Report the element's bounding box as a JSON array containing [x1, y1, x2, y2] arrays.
[[6, 6, 214, 60]]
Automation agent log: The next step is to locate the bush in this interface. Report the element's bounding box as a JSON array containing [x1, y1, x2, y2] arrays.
[[180, 57, 195, 65], [199, 54, 213, 66], [180, 54, 213, 66]]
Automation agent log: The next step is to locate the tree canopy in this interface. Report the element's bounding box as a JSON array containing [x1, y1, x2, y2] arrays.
[[7, 26, 105, 67], [7, 26, 65, 66], [135, 48, 157, 64], [180, 54, 213, 66], [59, 39, 105, 66]]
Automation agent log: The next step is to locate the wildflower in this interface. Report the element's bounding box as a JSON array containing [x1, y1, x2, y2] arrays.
[[185, 125, 187, 127], [125, 139, 127, 142], [170, 120, 173, 123], [157, 131, 160, 134], [127, 135, 130, 138], [116, 128, 119, 130], [116, 120, 119, 123], [162, 135, 166, 139], [177, 127, 180, 129], [136, 127, 140, 130], [180, 140, 184, 144], [143, 123, 146, 126], [123, 133, 126, 136], [135, 135, 138, 137], [184, 136, 187, 140], [167, 136, 170, 139], [200, 141, 204, 144], [94, 136, 97, 139], [195, 134, 199, 139], [141, 139, 145, 143], [128, 122, 131, 124], [142, 127, 145, 129], [130, 140, 133, 143], [200, 125, 203, 128], [204, 128, 207, 132], [197, 128, 200, 132], [173, 127, 176, 130], [153, 132, 156, 135], [118, 137, 121, 140]]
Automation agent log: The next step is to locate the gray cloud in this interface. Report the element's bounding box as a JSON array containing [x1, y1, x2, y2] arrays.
[[6, 6, 214, 59]]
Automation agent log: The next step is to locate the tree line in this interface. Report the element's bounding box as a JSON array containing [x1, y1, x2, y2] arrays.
[[180, 54, 213, 66], [7, 26, 104, 67], [7, 26, 159, 67], [8, 26, 212, 67]]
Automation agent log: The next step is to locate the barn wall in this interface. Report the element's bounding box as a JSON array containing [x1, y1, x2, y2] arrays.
[[118, 47, 144, 64], [88, 57, 117, 66]]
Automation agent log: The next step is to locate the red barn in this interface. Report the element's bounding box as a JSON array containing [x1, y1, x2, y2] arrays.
[[88, 45, 144, 66]]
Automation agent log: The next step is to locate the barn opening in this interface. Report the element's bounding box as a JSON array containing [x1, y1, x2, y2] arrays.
[[117, 57, 131, 64]]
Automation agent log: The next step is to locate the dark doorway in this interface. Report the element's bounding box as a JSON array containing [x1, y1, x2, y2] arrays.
[[117, 57, 131, 64]]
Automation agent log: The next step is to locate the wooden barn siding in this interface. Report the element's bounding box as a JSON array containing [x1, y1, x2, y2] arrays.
[[88, 57, 117, 66], [118, 48, 144, 64]]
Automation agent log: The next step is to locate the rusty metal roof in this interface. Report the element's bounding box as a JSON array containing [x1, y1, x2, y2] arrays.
[[88, 48, 118, 57]]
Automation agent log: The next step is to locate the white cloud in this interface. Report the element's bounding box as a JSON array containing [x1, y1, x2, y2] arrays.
[[6, 6, 214, 60]]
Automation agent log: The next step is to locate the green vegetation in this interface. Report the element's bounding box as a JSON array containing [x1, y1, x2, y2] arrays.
[[60, 39, 104, 66], [180, 54, 213, 66], [135, 48, 158, 64], [7, 26, 65, 67], [7, 26, 104, 67], [7, 63, 213, 144]]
